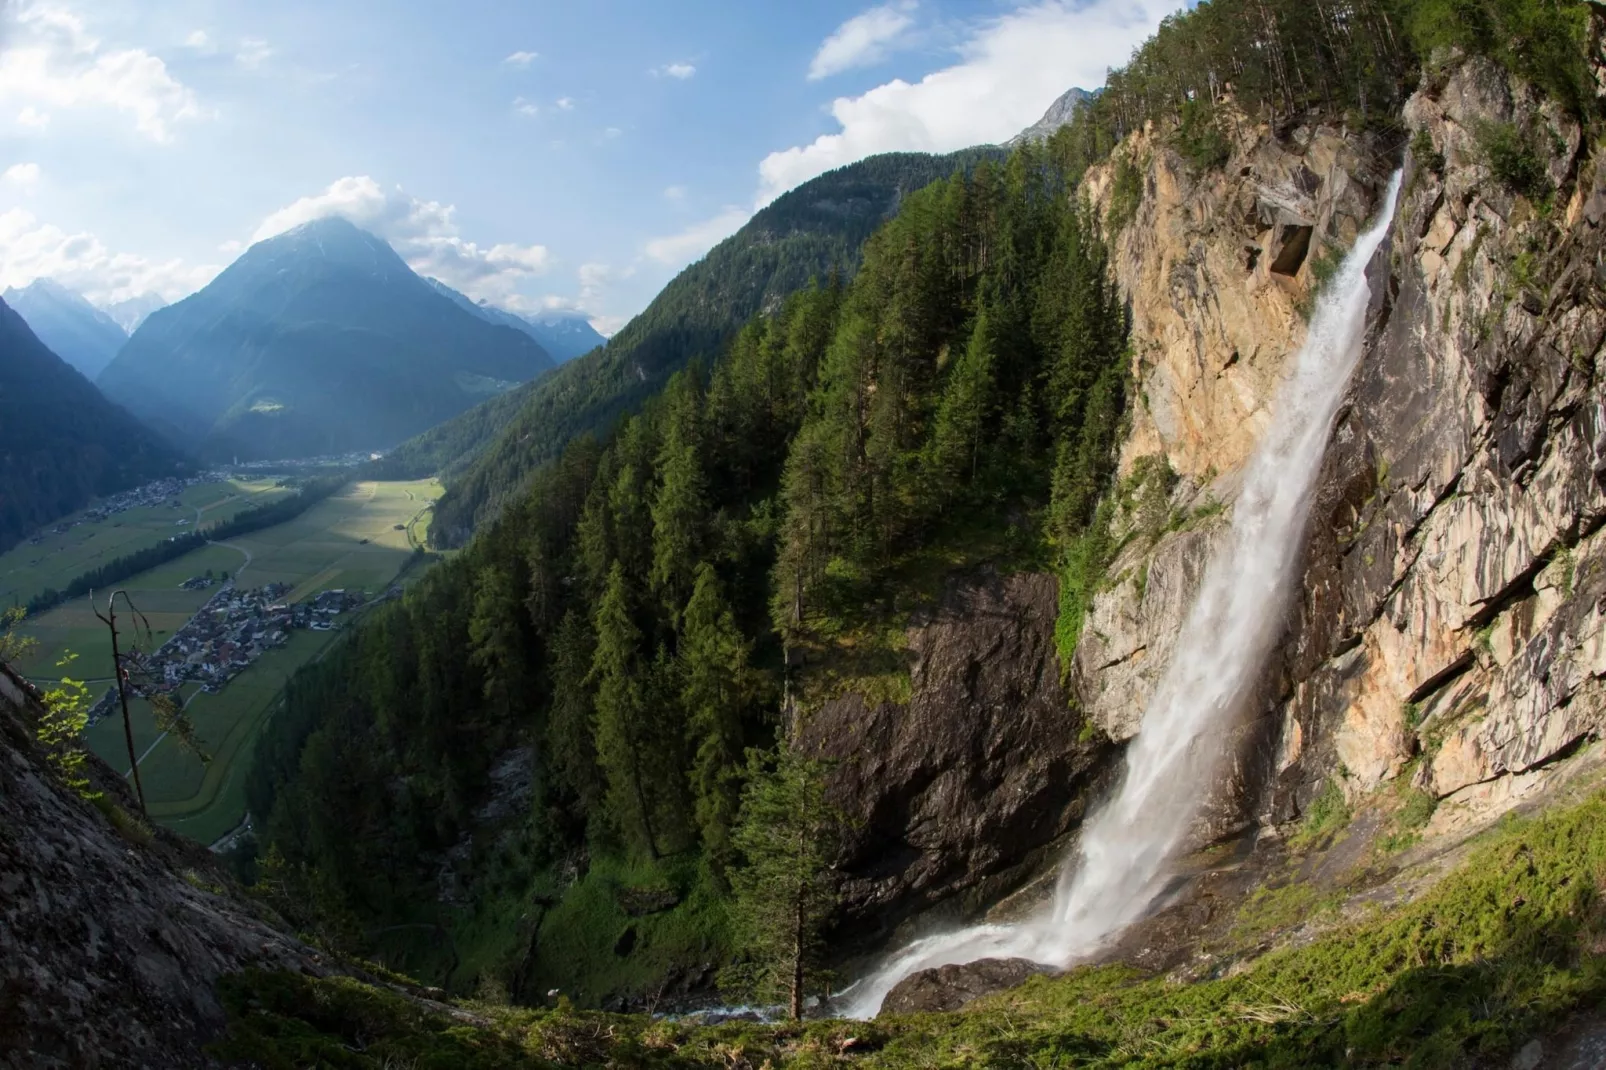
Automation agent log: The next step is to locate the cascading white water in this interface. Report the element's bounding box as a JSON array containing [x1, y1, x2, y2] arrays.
[[840, 171, 1403, 1020]]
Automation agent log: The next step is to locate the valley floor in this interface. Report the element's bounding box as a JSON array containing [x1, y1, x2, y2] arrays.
[[10, 477, 442, 845]]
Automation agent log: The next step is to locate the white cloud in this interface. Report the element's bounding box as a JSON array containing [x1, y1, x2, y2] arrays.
[[651, 62, 696, 79], [0, 2, 202, 142], [235, 37, 274, 70], [662, 185, 686, 202], [555, 96, 575, 111], [534, 261, 633, 335], [218, 238, 243, 255], [760, 0, 1171, 204], [504, 50, 538, 66], [184, 29, 211, 50], [3, 162, 41, 190], [603, 126, 622, 139], [644, 206, 748, 266], [252, 175, 551, 305], [0, 208, 218, 303], [808, 2, 917, 81], [16, 106, 51, 129], [513, 96, 539, 117]]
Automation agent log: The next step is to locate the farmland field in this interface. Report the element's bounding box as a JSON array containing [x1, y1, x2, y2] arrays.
[[13, 478, 443, 845], [0, 476, 290, 611]]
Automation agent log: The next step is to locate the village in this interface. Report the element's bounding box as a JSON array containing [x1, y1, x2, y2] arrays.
[[29, 472, 230, 542], [88, 583, 369, 722]]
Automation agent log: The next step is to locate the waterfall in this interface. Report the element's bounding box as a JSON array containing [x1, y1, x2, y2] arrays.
[[840, 170, 1403, 1020]]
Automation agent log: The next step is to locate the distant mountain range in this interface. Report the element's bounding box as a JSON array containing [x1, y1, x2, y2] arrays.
[[102, 292, 168, 333], [424, 279, 606, 363], [1007, 86, 1098, 146], [97, 217, 555, 462], [0, 296, 187, 556], [3, 279, 128, 380], [398, 146, 1005, 544]]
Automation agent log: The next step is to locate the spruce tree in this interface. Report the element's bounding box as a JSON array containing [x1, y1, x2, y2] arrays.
[[925, 300, 998, 498], [590, 562, 662, 857], [650, 373, 708, 623], [723, 746, 844, 1020], [679, 563, 753, 874]]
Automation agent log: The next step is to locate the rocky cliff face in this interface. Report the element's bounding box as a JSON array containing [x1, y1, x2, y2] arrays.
[[829, 55, 1605, 961], [0, 664, 327, 1069], [796, 571, 1116, 950], [1079, 56, 1606, 845]]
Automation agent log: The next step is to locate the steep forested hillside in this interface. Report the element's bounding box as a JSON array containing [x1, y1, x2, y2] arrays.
[[3, 278, 128, 379], [0, 297, 187, 555], [98, 217, 553, 462], [247, 142, 1128, 1002], [412, 148, 1003, 544]]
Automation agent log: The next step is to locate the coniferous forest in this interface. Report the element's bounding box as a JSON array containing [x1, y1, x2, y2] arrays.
[[246, 140, 1128, 999]]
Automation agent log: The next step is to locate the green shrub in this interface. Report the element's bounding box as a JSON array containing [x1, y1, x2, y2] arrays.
[[1171, 98, 1231, 171], [1290, 778, 1351, 850], [1106, 154, 1145, 235], [1475, 119, 1551, 199]]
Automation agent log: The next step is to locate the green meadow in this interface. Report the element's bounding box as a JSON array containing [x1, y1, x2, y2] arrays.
[[16, 478, 442, 846]]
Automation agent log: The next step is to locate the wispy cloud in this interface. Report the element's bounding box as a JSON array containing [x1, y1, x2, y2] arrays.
[[555, 96, 575, 111], [644, 206, 747, 266], [0, 2, 202, 143], [3, 162, 41, 190], [235, 37, 274, 70], [0, 207, 219, 303], [650, 61, 696, 79], [504, 50, 538, 66], [662, 185, 686, 202], [808, 2, 917, 81], [513, 96, 539, 117], [184, 29, 211, 50]]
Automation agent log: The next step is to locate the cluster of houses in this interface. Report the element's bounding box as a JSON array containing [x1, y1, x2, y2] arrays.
[[27, 473, 229, 544], [86, 583, 370, 722]]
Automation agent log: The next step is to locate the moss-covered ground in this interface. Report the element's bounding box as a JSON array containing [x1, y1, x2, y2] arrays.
[[221, 786, 1606, 1067]]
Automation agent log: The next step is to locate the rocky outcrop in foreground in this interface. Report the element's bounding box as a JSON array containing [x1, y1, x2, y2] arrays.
[[0, 664, 326, 1069]]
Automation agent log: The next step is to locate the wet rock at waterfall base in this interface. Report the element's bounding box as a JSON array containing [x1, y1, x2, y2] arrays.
[[878, 958, 1058, 1015]]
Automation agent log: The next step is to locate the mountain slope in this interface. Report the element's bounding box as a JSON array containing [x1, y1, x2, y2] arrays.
[[420, 147, 1001, 544], [3, 278, 128, 379], [0, 296, 186, 555], [97, 218, 554, 462], [424, 278, 605, 363]]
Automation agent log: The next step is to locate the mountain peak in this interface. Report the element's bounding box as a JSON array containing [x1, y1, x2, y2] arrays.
[[2, 277, 128, 379], [1006, 86, 1098, 146]]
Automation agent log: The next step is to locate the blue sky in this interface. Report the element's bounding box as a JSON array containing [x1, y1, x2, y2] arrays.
[[0, 0, 1176, 333]]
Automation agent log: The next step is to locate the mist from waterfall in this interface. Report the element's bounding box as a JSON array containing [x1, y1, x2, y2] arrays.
[[839, 170, 1403, 1020]]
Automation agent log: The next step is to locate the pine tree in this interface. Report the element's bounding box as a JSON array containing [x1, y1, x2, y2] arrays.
[[468, 565, 528, 724], [925, 300, 999, 499], [679, 563, 754, 874], [589, 562, 662, 858], [650, 372, 709, 623], [547, 609, 604, 826], [723, 746, 845, 1020]]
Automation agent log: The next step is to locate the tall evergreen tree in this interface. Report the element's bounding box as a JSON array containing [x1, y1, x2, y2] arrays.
[[650, 372, 709, 623], [679, 563, 754, 875], [590, 562, 663, 858], [723, 746, 845, 1020]]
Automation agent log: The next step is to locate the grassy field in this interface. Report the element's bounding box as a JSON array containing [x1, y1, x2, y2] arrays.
[[0, 477, 289, 611], [16, 478, 442, 845]]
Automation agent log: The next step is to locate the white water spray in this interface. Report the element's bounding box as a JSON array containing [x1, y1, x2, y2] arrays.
[[840, 171, 1403, 1019]]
